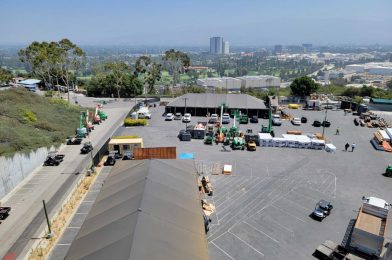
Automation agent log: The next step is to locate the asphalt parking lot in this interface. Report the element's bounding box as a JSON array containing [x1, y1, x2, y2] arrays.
[[115, 105, 392, 260]]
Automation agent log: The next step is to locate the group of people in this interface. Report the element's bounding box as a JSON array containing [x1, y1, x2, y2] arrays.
[[345, 142, 356, 152]]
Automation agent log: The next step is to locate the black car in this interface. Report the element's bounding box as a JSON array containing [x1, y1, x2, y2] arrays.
[[0, 207, 11, 220], [301, 116, 307, 123], [322, 120, 331, 127], [250, 116, 259, 123], [313, 120, 321, 127], [312, 200, 333, 221], [104, 153, 116, 166], [66, 136, 82, 145], [44, 156, 61, 166], [80, 142, 93, 154]]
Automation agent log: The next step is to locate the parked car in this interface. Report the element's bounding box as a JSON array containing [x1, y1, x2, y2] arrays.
[[211, 114, 219, 120], [312, 200, 333, 221], [0, 207, 11, 220], [123, 150, 133, 160], [44, 151, 64, 166], [80, 142, 93, 154], [291, 118, 301, 125], [313, 120, 322, 127], [301, 116, 307, 123], [174, 112, 182, 120], [222, 113, 230, 124], [104, 152, 117, 166], [250, 115, 259, 123], [272, 114, 282, 126], [165, 113, 174, 121], [322, 120, 331, 127], [66, 136, 82, 145], [182, 113, 191, 123]]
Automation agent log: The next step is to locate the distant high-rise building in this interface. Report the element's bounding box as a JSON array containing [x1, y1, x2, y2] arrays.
[[210, 37, 223, 55], [274, 45, 283, 54], [223, 41, 230, 55], [302, 43, 312, 48]]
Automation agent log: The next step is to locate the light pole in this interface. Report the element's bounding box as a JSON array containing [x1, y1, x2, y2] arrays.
[[322, 101, 329, 138], [183, 97, 188, 129]]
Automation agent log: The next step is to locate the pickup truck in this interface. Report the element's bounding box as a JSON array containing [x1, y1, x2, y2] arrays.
[[0, 207, 11, 220]]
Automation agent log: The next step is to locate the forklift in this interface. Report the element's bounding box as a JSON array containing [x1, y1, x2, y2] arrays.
[[261, 108, 275, 137]]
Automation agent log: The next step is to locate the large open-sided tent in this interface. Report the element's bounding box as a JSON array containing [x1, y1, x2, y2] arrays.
[[65, 159, 209, 260], [165, 93, 268, 118]]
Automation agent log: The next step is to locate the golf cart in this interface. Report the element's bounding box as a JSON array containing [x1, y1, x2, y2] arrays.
[[313, 120, 322, 127], [80, 142, 93, 154]]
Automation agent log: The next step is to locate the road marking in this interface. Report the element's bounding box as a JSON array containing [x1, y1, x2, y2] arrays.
[[228, 229, 265, 257], [243, 220, 279, 244], [209, 241, 235, 260], [254, 211, 294, 235], [270, 204, 307, 223]]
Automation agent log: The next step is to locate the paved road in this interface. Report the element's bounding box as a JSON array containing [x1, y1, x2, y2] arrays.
[[0, 103, 130, 259]]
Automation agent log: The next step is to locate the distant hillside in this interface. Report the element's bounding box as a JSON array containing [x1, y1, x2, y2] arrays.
[[0, 89, 82, 156]]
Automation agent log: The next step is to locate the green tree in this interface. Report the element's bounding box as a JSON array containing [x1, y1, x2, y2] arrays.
[[134, 56, 151, 76], [163, 49, 190, 85], [104, 61, 131, 98], [0, 68, 13, 84], [145, 63, 162, 94], [290, 76, 319, 97]]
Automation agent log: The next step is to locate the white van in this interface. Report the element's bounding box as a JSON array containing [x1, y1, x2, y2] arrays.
[[137, 107, 151, 119]]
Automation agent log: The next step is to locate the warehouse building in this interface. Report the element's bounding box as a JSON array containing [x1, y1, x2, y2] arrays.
[[165, 93, 268, 118], [237, 75, 281, 89], [196, 77, 241, 92], [65, 159, 209, 260]]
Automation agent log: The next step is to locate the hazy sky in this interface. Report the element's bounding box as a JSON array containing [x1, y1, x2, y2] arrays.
[[0, 0, 391, 46]]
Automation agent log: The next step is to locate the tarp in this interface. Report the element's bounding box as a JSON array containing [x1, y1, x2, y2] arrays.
[[65, 160, 209, 260], [179, 153, 194, 159]]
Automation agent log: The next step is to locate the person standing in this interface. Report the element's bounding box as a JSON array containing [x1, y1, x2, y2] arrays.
[[351, 143, 356, 152], [336, 128, 340, 135], [345, 143, 350, 151]]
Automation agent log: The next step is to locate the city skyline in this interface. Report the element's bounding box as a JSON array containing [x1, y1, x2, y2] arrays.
[[0, 0, 391, 46]]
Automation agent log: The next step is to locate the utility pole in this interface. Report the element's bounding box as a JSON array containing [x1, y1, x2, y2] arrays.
[[322, 101, 328, 138], [43, 200, 53, 238], [183, 97, 188, 129]]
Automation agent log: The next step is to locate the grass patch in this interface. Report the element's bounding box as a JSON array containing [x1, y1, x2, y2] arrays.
[[0, 88, 83, 156]]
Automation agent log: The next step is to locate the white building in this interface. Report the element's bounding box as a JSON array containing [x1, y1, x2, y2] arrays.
[[197, 77, 241, 91], [345, 62, 392, 75], [223, 41, 230, 55], [237, 75, 281, 89]]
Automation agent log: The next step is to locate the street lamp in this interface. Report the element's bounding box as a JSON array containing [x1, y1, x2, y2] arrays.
[[322, 101, 329, 138], [183, 97, 188, 129]]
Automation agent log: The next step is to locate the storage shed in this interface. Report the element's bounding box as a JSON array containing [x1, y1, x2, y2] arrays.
[[108, 136, 143, 154]]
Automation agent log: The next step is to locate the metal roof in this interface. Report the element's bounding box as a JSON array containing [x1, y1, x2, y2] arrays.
[[167, 93, 266, 109], [65, 159, 209, 260], [18, 79, 41, 85]]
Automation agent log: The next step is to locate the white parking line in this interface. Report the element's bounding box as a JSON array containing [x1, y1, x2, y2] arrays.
[[281, 196, 312, 211], [270, 204, 307, 223], [243, 220, 279, 244], [209, 241, 235, 260], [254, 212, 294, 234], [228, 229, 265, 257]]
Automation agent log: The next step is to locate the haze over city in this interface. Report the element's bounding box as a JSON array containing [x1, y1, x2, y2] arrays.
[[0, 0, 391, 46]]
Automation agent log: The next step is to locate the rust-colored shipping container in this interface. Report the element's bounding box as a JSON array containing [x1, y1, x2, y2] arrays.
[[134, 147, 176, 160]]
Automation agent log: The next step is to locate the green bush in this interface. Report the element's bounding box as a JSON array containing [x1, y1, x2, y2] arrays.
[[124, 118, 147, 126], [22, 110, 37, 123], [45, 90, 54, 97]]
